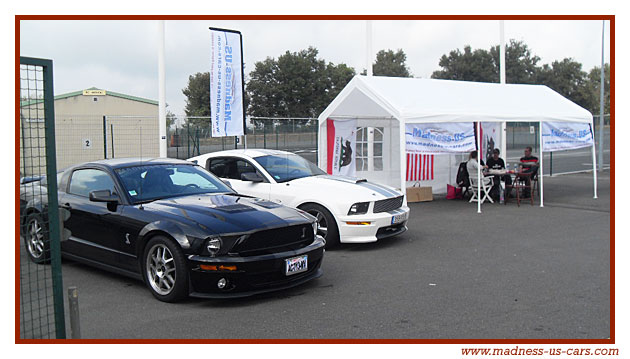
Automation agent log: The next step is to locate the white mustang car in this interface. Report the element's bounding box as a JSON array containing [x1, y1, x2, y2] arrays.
[[188, 149, 409, 247]]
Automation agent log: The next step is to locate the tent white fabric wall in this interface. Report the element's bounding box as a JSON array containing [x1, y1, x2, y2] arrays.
[[317, 76, 595, 212]]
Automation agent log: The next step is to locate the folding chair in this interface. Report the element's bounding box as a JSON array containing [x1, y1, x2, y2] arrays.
[[469, 176, 494, 204], [509, 173, 534, 206]]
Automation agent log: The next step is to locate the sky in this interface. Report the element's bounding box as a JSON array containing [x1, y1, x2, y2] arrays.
[[19, 19, 611, 120]]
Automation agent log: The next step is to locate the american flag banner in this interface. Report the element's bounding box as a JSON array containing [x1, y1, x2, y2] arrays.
[[406, 153, 434, 181]]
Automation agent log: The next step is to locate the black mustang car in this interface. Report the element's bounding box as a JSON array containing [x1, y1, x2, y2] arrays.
[[21, 158, 325, 302]]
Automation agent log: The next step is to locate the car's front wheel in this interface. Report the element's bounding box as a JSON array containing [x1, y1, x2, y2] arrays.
[[24, 213, 50, 264], [300, 203, 340, 248], [142, 236, 188, 302]]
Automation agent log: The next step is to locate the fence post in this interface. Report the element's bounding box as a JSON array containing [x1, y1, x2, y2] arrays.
[[263, 120, 267, 148], [187, 123, 191, 158], [103, 115, 107, 159], [67, 287, 81, 339], [195, 128, 200, 156], [175, 127, 179, 159], [110, 123, 115, 158], [41, 58, 66, 338]]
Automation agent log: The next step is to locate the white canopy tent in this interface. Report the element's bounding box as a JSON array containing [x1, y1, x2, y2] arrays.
[[317, 75, 596, 213]]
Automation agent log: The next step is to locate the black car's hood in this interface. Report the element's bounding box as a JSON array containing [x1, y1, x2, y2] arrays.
[[142, 193, 311, 235]]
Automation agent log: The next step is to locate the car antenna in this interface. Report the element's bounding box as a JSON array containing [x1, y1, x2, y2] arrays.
[[139, 123, 144, 210]]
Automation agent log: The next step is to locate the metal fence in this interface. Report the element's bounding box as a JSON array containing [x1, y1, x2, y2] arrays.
[[52, 115, 159, 171], [167, 117, 318, 159], [19, 57, 66, 339], [505, 116, 610, 152]]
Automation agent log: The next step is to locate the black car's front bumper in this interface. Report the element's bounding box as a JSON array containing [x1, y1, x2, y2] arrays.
[[187, 236, 325, 298]]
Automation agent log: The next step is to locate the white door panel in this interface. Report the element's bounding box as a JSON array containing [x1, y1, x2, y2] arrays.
[[230, 179, 271, 200]]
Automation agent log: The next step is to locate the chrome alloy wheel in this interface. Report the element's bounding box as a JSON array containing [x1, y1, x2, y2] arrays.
[[146, 243, 177, 296], [26, 217, 45, 259], [307, 209, 328, 239]]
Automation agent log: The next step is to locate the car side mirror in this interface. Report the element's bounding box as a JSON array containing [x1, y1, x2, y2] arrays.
[[241, 172, 264, 183], [89, 189, 120, 204]]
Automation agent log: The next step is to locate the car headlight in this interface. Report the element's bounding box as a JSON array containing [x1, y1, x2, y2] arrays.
[[206, 236, 222, 256], [348, 202, 370, 215]]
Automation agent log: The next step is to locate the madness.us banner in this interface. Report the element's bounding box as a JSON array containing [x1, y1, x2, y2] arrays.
[[542, 122, 593, 152], [210, 28, 245, 137], [405, 123, 476, 154], [326, 119, 357, 177]]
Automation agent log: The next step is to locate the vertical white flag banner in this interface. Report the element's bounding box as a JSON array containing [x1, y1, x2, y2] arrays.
[[481, 122, 502, 162], [210, 28, 245, 137], [326, 119, 357, 177], [542, 122, 593, 152]]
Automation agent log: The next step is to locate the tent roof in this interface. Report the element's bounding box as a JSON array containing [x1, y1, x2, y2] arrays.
[[319, 76, 593, 124]]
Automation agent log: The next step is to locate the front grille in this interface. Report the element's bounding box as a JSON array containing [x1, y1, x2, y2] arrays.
[[373, 196, 404, 213], [231, 224, 314, 257]]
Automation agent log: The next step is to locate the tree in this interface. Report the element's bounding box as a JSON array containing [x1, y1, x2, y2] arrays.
[[489, 40, 540, 84], [432, 40, 540, 83], [536, 58, 589, 110], [583, 63, 610, 115], [247, 47, 355, 118], [182, 70, 251, 127], [361, 49, 412, 77], [182, 72, 210, 126], [431, 45, 495, 82], [166, 110, 177, 129]]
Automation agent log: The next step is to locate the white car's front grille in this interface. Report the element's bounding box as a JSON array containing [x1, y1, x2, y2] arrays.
[[373, 196, 404, 213]]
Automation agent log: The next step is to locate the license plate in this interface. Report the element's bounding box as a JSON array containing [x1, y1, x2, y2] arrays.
[[285, 255, 308, 276], [391, 212, 408, 225]]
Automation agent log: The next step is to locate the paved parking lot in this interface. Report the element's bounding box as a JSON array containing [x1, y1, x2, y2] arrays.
[[55, 171, 610, 339]]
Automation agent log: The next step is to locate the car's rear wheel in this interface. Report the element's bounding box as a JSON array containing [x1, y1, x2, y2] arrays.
[[24, 213, 50, 264], [300, 203, 339, 248], [142, 236, 188, 302]]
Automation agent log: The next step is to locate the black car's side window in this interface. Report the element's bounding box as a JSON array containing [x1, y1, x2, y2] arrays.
[[68, 169, 117, 197]]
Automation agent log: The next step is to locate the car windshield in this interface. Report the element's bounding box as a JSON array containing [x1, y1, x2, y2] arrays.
[[254, 154, 326, 183], [115, 164, 234, 203]]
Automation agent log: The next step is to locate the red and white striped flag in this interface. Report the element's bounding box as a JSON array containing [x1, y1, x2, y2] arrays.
[[406, 153, 434, 181]]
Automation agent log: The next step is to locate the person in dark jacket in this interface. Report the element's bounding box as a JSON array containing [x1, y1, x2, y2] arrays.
[[486, 148, 511, 200]]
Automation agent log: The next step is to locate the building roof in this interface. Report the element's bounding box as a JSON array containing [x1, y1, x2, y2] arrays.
[[20, 87, 158, 107]]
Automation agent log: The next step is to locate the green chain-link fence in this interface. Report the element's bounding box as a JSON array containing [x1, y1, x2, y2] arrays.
[[167, 117, 318, 160], [19, 57, 66, 340]]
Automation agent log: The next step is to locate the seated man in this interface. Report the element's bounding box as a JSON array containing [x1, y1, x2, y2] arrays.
[[486, 148, 511, 199], [518, 146, 539, 198]]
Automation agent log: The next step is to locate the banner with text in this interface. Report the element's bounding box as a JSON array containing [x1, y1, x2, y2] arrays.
[[542, 122, 593, 152], [405, 123, 476, 154], [210, 28, 245, 137], [327, 119, 357, 177]]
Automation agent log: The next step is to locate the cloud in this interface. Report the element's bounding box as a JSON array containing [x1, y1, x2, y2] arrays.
[[20, 19, 611, 118]]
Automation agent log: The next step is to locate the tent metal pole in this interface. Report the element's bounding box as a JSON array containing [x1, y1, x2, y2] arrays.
[[592, 127, 598, 199], [477, 121, 481, 214], [400, 120, 407, 204], [539, 122, 544, 207], [499, 21, 507, 164]]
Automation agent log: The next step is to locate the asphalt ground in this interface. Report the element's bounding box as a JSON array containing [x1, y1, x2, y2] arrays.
[[31, 170, 610, 339]]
